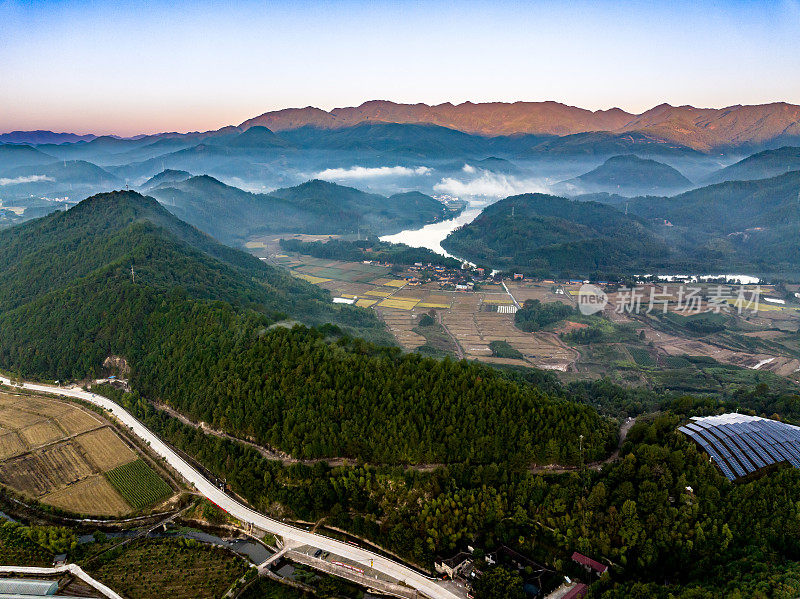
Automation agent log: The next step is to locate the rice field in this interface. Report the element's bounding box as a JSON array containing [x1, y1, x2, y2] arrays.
[[379, 297, 420, 310]]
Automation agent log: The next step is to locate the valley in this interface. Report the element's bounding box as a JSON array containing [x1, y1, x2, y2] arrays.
[[4, 100, 800, 599]]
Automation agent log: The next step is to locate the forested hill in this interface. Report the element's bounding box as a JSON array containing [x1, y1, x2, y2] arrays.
[[0, 190, 615, 466], [441, 193, 670, 278], [0, 190, 358, 318], [443, 172, 800, 277], [147, 175, 453, 245], [558, 154, 693, 196]]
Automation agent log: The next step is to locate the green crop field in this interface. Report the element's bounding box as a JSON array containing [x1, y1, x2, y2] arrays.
[[628, 347, 656, 367], [105, 459, 172, 510]]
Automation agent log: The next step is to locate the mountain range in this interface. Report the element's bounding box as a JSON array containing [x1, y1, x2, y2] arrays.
[[5, 100, 800, 155], [145, 174, 454, 245], [240, 100, 800, 152]]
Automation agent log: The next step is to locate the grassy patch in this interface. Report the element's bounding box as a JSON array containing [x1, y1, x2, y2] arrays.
[[413, 320, 458, 357], [489, 340, 524, 359], [105, 459, 172, 510]]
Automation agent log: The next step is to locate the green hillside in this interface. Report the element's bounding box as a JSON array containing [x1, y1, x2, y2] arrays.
[[706, 146, 800, 183], [0, 190, 614, 466], [443, 171, 800, 277], [148, 176, 452, 244], [442, 193, 670, 277], [560, 154, 692, 195]]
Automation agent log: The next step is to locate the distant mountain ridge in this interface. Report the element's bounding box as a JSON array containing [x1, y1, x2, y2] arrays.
[[704, 146, 800, 184], [239, 100, 800, 152], [6, 100, 800, 154], [0, 130, 97, 145], [145, 173, 453, 244]]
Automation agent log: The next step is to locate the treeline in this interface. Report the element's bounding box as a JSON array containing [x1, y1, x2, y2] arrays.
[[514, 299, 575, 332], [279, 237, 462, 269], [132, 315, 615, 465]]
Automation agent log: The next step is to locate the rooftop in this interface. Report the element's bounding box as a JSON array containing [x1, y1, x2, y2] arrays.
[[571, 552, 608, 574]]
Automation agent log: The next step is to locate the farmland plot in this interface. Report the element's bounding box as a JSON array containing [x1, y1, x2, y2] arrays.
[[76, 428, 137, 471]]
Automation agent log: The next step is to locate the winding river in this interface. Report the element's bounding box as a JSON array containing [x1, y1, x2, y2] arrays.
[[379, 206, 482, 258]]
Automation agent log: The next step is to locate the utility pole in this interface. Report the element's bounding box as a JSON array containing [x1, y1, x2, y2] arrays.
[[579, 434, 587, 493]]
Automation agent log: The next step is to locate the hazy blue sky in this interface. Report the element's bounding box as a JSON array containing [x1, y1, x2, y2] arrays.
[[1, 0, 799, 135]]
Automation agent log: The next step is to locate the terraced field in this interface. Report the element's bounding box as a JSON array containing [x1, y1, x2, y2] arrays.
[[0, 390, 174, 516]]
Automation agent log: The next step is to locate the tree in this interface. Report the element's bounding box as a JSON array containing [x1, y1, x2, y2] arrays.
[[474, 566, 524, 599]]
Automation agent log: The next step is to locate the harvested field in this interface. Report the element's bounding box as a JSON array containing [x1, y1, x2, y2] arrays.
[[51, 408, 102, 435], [18, 420, 64, 448], [0, 408, 45, 430], [0, 432, 25, 460], [42, 475, 130, 517], [0, 391, 173, 516], [0, 442, 93, 496], [76, 428, 137, 471]]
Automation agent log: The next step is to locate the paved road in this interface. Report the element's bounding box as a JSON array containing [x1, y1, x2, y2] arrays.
[[0, 376, 462, 599]]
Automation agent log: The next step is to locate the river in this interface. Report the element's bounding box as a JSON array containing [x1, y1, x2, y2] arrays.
[[379, 206, 482, 258]]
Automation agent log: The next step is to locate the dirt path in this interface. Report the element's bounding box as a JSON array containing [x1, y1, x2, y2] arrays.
[[152, 402, 445, 472], [438, 311, 465, 359]]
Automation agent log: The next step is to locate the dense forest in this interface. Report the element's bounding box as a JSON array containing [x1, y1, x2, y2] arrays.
[[279, 236, 462, 269], [97, 384, 800, 598], [443, 172, 800, 278]]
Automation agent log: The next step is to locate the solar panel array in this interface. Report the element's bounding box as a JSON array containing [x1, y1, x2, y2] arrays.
[[677, 413, 800, 481]]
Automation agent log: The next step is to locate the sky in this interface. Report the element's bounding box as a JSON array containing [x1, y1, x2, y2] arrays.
[[1, 0, 799, 136]]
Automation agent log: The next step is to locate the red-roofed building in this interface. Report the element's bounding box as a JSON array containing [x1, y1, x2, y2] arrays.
[[562, 583, 588, 599], [571, 551, 608, 575]]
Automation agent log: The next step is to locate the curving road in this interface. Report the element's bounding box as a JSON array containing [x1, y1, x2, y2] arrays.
[[0, 376, 461, 599]]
